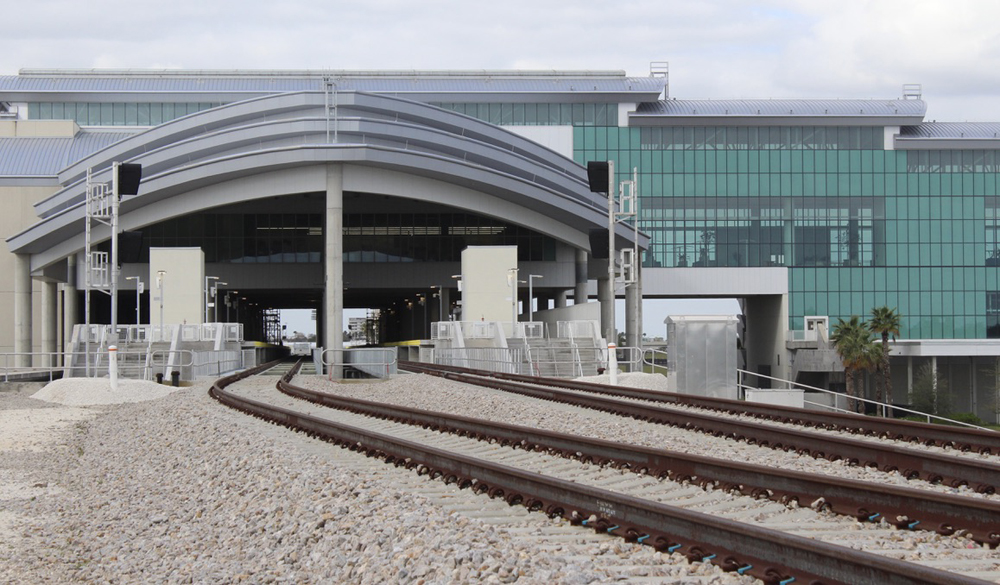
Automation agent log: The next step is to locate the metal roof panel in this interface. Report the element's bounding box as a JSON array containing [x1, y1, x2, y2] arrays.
[[633, 98, 926, 118], [899, 122, 1000, 139], [0, 71, 666, 96], [0, 131, 136, 176]]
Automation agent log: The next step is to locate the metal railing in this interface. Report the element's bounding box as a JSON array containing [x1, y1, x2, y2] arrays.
[[1, 352, 65, 381], [432, 347, 527, 374], [641, 348, 669, 376], [737, 368, 994, 431], [320, 348, 398, 379], [74, 322, 244, 345]]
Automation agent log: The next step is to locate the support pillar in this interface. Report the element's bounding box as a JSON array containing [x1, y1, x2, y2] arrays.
[[41, 281, 57, 368], [598, 275, 614, 343], [64, 254, 78, 367], [625, 262, 641, 349], [555, 290, 568, 309], [574, 249, 588, 304], [14, 253, 32, 367], [325, 164, 344, 377]]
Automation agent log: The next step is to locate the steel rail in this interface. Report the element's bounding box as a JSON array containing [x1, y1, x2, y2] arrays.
[[401, 361, 1000, 454], [400, 362, 1000, 494], [276, 369, 1000, 545], [209, 364, 985, 585]]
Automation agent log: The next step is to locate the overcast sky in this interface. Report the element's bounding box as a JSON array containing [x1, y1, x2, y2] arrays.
[[4, 0, 1000, 122], [7, 1, 997, 335]]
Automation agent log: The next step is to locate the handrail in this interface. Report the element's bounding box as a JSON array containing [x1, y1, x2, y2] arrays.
[[320, 347, 398, 379], [641, 348, 669, 376], [737, 368, 993, 431]]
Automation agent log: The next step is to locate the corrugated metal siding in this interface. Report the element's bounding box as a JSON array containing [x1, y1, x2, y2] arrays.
[[634, 99, 927, 118], [0, 132, 136, 176], [899, 122, 1000, 139], [0, 74, 665, 95]]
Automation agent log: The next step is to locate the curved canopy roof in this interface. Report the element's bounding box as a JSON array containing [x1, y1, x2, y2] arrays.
[[7, 91, 647, 270]]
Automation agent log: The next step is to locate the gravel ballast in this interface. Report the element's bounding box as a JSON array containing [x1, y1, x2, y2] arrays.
[[0, 376, 759, 584]]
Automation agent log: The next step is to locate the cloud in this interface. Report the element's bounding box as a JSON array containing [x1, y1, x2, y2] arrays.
[[2, 0, 999, 120]]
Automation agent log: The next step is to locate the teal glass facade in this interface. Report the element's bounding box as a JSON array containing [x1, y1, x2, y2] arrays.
[[29, 102, 222, 125], [574, 125, 1000, 340]]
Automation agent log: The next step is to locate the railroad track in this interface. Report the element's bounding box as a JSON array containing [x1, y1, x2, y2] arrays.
[[400, 362, 1000, 453], [399, 361, 1000, 494], [210, 361, 999, 584]]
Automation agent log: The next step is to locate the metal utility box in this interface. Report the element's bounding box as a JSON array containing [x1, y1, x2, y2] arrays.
[[665, 315, 739, 400]]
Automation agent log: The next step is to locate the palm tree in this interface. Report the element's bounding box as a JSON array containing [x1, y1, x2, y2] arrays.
[[869, 306, 902, 410], [831, 316, 880, 413]]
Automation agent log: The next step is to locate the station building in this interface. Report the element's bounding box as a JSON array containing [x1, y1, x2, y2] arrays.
[[2, 66, 999, 421]]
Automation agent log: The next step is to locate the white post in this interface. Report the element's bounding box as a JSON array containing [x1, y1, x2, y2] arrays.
[[109, 345, 118, 391], [126, 276, 142, 325], [507, 268, 519, 335], [156, 270, 166, 340], [608, 342, 618, 385]]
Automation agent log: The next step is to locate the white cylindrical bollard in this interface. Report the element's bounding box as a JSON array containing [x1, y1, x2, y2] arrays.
[[109, 345, 118, 392], [608, 343, 618, 386]]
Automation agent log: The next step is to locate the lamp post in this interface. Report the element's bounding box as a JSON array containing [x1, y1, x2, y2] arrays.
[[125, 276, 143, 325], [204, 276, 219, 323], [156, 270, 166, 340], [527, 274, 543, 322], [430, 285, 445, 323], [225, 290, 238, 323], [211, 282, 227, 323]]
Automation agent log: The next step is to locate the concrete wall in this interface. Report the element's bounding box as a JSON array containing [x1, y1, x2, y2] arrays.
[[0, 185, 58, 354], [532, 301, 601, 331], [0, 120, 78, 137], [461, 246, 518, 325], [505, 126, 574, 158], [149, 248, 205, 326], [744, 294, 790, 384]]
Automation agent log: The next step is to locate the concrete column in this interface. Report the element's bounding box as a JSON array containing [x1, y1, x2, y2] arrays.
[[598, 276, 614, 343], [325, 164, 344, 376], [14, 253, 32, 367], [63, 255, 78, 365], [555, 290, 568, 308], [41, 281, 57, 368], [574, 249, 588, 304], [625, 261, 642, 349]]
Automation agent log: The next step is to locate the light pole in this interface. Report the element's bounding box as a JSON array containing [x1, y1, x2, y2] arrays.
[[204, 276, 219, 323], [156, 270, 166, 340], [211, 282, 227, 323], [430, 285, 445, 323], [527, 274, 543, 322], [225, 290, 238, 323], [125, 276, 143, 325]]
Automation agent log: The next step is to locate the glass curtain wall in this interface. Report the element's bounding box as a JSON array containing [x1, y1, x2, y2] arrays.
[[576, 124, 1000, 339]]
